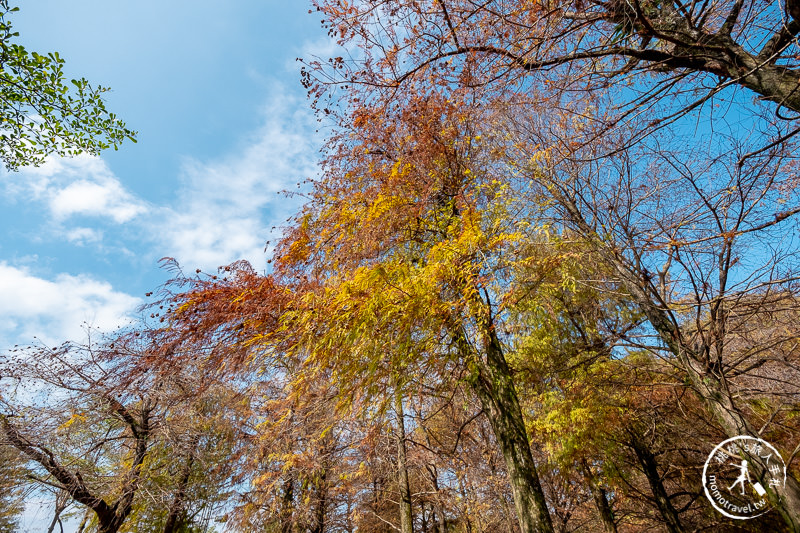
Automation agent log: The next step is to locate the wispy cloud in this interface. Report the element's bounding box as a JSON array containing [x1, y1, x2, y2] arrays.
[[50, 178, 146, 223], [0, 262, 141, 349], [64, 226, 104, 246], [155, 87, 316, 270], [0, 86, 318, 350], [4, 154, 149, 224]]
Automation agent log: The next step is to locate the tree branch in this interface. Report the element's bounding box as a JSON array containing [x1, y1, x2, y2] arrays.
[[0, 415, 113, 517], [757, 20, 800, 61]]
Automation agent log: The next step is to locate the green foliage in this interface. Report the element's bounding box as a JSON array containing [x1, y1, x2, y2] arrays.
[[0, 1, 135, 171], [504, 237, 628, 459], [0, 445, 24, 532]]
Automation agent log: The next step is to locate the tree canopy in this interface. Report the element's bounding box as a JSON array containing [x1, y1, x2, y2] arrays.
[[3, 0, 800, 532], [0, 1, 135, 171]]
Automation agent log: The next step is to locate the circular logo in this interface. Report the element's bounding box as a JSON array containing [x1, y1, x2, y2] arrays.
[[702, 436, 787, 519]]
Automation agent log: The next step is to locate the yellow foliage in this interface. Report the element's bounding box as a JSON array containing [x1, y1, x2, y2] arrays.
[[59, 412, 87, 430]]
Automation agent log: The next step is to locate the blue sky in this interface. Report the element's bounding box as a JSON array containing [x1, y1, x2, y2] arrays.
[[0, 1, 331, 354]]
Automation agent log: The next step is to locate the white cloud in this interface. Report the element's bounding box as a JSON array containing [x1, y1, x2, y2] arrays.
[[3, 88, 317, 272], [4, 153, 148, 224], [64, 226, 103, 245], [0, 88, 319, 352], [50, 179, 145, 223], [0, 262, 140, 348], [155, 87, 317, 270], [295, 35, 342, 67]]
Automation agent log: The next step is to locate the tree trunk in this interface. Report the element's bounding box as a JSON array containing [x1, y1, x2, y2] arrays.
[[687, 368, 800, 531], [395, 389, 414, 533], [280, 473, 295, 533], [45, 490, 68, 533], [45, 511, 59, 533], [626, 274, 800, 531], [459, 328, 555, 533], [592, 486, 617, 533], [629, 435, 684, 533], [163, 436, 198, 533], [1, 415, 120, 533], [581, 464, 617, 533], [76, 510, 90, 533], [559, 196, 800, 532], [458, 477, 474, 533], [45, 511, 63, 533], [97, 520, 122, 533], [426, 466, 447, 533], [311, 467, 327, 533]]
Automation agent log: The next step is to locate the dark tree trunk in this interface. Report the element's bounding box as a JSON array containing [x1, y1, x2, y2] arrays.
[[581, 464, 617, 533], [626, 275, 800, 532], [789, 0, 800, 23], [592, 486, 617, 533], [395, 390, 414, 533], [629, 435, 684, 533], [560, 196, 800, 532], [1, 401, 151, 533], [310, 468, 327, 533], [280, 473, 295, 533], [163, 436, 198, 533], [459, 327, 555, 533]]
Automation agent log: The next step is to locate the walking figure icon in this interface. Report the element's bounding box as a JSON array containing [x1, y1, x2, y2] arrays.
[[728, 460, 751, 495], [703, 436, 784, 520]]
